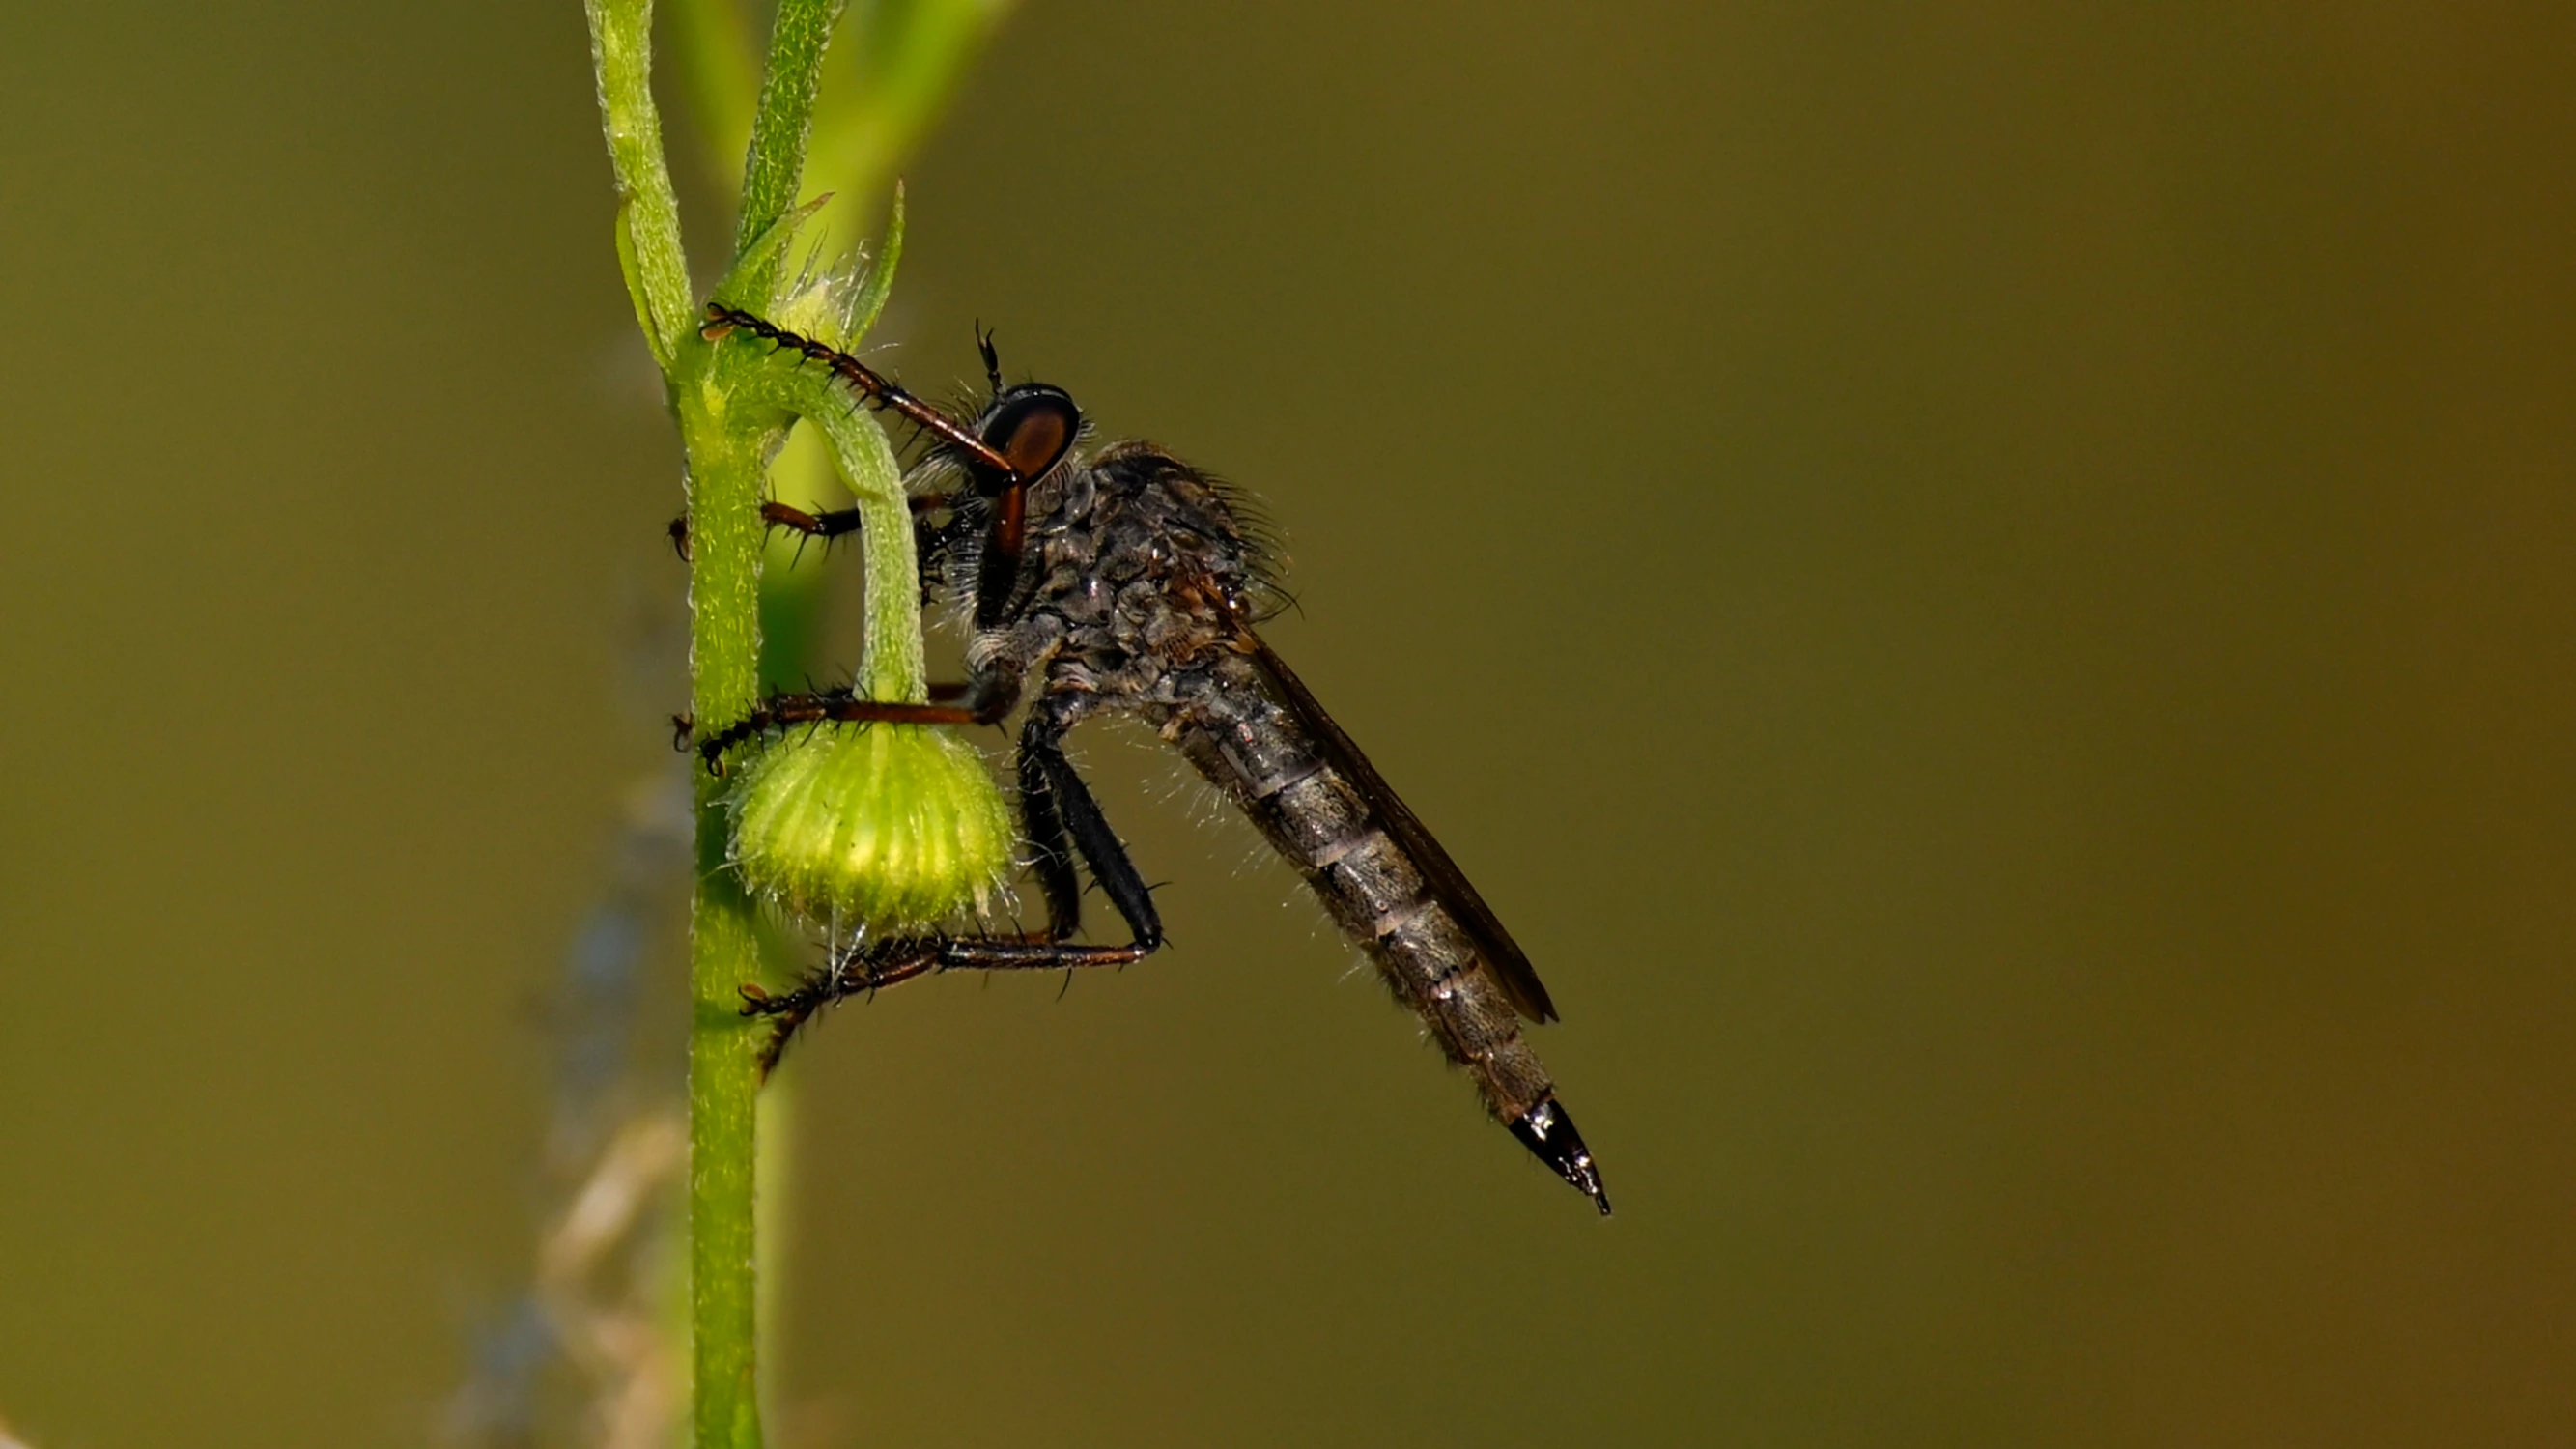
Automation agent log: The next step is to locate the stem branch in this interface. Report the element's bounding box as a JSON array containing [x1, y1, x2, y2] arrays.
[[732, 0, 851, 309], [584, 0, 691, 366]]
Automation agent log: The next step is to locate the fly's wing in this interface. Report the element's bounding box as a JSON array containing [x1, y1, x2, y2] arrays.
[[1236, 627, 1560, 1023]]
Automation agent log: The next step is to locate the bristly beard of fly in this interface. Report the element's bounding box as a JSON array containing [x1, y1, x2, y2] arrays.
[[1170, 458, 1296, 622]]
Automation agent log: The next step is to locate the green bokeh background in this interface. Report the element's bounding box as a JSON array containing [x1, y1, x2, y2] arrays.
[[5, 3, 2574, 1445]]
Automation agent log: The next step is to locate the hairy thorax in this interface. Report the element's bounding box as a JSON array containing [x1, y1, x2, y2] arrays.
[[1017, 440, 1273, 721]]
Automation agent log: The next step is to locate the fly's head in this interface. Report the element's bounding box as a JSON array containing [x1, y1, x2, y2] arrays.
[[906, 361, 1090, 634], [921, 355, 1287, 657]]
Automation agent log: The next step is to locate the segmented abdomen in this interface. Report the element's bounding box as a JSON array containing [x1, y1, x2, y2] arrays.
[[1169, 680, 1556, 1122]]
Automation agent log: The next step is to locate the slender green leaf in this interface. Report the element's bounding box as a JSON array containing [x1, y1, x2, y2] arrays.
[[732, 0, 850, 309]]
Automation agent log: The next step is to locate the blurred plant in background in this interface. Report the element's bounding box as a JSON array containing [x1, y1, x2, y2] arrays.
[[446, 4, 1014, 1445], [443, 775, 694, 1449]]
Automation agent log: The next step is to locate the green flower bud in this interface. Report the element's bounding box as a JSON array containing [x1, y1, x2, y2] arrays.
[[727, 723, 1015, 932]]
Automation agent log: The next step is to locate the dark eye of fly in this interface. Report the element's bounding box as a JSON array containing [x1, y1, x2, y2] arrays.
[[976, 384, 1080, 486]]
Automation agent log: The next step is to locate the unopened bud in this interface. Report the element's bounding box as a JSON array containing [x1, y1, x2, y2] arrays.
[[727, 724, 1014, 932]]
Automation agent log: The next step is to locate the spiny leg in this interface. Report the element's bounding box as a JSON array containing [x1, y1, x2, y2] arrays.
[[700, 304, 1017, 474], [740, 931, 1160, 1081], [738, 938, 943, 1077], [694, 304, 1082, 633], [758, 493, 957, 545], [675, 480, 1031, 774], [678, 298, 1015, 568], [677, 666, 1026, 774], [767, 494, 980, 598], [665, 493, 959, 569]]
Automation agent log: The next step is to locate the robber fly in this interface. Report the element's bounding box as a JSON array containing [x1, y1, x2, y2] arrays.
[[685, 303, 1608, 1214]]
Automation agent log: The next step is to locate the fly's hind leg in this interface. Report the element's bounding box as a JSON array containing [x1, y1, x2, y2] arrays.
[[738, 938, 945, 1078], [742, 706, 1168, 1075]]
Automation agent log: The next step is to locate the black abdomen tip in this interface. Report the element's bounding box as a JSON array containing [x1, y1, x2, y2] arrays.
[[1510, 1098, 1611, 1216]]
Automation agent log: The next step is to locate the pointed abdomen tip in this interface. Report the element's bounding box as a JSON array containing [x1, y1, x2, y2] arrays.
[[1509, 1098, 1610, 1216]]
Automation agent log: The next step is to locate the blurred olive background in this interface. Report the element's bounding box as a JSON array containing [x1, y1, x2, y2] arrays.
[[5, 2, 2574, 1445]]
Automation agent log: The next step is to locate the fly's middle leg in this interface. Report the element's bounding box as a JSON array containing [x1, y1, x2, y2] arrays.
[[665, 491, 957, 566]]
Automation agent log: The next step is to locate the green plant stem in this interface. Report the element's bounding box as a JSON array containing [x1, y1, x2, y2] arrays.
[[589, 2, 858, 1445], [678, 2, 847, 1438], [587, 1, 988, 1442], [674, 398, 769, 1449], [585, 0, 690, 368], [665, 335, 922, 1449]]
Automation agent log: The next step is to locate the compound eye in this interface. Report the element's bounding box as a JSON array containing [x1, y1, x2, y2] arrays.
[[978, 385, 1079, 483]]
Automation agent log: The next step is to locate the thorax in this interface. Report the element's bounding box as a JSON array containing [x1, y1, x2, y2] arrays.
[[1019, 440, 1267, 717]]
